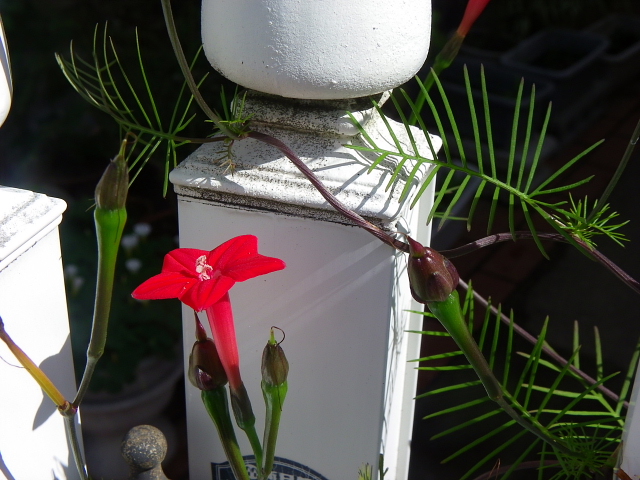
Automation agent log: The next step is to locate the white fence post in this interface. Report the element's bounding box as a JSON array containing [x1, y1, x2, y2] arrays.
[[171, 93, 440, 480], [0, 186, 80, 480]]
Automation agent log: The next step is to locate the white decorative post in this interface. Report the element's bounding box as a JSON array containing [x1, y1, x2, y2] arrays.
[[172, 2, 437, 479], [0, 186, 80, 480], [620, 359, 640, 477]]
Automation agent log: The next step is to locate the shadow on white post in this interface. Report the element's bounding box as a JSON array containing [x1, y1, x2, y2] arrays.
[[173, 2, 437, 479], [0, 186, 80, 480]]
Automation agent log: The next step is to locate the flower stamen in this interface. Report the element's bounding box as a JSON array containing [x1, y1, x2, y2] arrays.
[[195, 255, 214, 281]]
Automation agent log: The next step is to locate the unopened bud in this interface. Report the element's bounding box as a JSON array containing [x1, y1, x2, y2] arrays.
[[407, 236, 459, 303], [261, 328, 289, 387], [188, 314, 227, 390], [95, 141, 129, 210], [230, 383, 256, 429]]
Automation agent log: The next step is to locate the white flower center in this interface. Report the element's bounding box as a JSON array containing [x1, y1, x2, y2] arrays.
[[195, 255, 214, 281]]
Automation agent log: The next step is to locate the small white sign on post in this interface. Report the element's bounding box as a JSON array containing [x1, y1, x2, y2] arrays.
[[0, 186, 80, 480]]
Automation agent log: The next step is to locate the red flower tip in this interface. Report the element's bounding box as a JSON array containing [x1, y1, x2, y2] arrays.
[[132, 235, 285, 311], [457, 0, 491, 37]]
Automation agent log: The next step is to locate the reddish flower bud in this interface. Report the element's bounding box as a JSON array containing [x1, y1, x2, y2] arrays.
[[188, 314, 228, 391], [407, 236, 459, 304], [261, 329, 289, 387]]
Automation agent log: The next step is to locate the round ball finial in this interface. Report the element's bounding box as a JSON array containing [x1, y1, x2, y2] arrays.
[[121, 425, 169, 480]]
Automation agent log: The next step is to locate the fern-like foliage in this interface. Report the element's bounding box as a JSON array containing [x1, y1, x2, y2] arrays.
[[411, 285, 640, 479], [347, 66, 628, 257], [55, 24, 205, 195]]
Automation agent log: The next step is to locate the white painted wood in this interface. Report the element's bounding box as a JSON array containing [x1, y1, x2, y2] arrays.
[[201, 0, 432, 99], [0, 15, 11, 127], [171, 95, 439, 480], [0, 186, 80, 480], [620, 358, 640, 477]]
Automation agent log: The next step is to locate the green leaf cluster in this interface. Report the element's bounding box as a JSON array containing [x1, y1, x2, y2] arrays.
[[411, 285, 640, 479], [56, 24, 204, 195], [348, 67, 628, 256]]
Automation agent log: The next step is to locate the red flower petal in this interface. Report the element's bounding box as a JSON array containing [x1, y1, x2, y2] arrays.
[[132, 271, 197, 300], [162, 248, 209, 275], [225, 256, 287, 281], [180, 275, 236, 311], [206, 235, 257, 270], [207, 235, 286, 281], [131, 235, 285, 311]]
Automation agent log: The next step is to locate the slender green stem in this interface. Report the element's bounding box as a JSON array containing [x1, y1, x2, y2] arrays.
[[0, 317, 71, 410], [261, 381, 287, 477], [0, 316, 87, 478], [73, 207, 127, 406], [63, 412, 88, 480], [244, 424, 264, 480], [160, 0, 237, 139], [427, 291, 581, 458], [230, 383, 264, 478], [202, 388, 250, 480]]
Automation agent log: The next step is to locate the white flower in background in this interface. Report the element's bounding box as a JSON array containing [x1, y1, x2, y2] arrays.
[[64, 264, 79, 278], [0, 15, 12, 128], [125, 258, 143, 274], [133, 222, 152, 238], [71, 276, 85, 293], [121, 233, 139, 251]]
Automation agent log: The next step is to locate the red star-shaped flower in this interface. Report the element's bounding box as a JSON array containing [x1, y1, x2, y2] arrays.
[[132, 235, 286, 311]]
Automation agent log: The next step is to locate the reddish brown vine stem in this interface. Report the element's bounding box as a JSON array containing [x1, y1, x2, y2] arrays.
[[246, 129, 636, 409], [460, 280, 628, 408], [248, 130, 640, 297], [247, 131, 409, 251], [442, 232, 640, 296]]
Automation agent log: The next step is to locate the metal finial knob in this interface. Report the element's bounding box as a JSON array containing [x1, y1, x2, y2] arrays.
[[121, 425, 170, 480]]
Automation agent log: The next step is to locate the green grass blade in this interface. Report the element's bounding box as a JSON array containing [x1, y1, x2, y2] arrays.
[[531, 140, 604, 196], [487, 186, 500, 234], [438, 175, 471, 230], [506, 78, 524, 188], [415, 380, 482, 399], [524, 101, 552, 194], [467, 179, 487, 231], [516, 83, 536, 192]]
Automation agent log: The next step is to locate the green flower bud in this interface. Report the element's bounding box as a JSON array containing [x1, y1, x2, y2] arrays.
[[95, 142, 129, 210], [407, 236, 459, 303], [261, 329, 289, 387]]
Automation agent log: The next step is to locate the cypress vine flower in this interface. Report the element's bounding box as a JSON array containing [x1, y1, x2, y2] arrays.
[[132, 235, 286, 392]]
